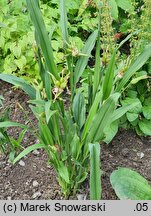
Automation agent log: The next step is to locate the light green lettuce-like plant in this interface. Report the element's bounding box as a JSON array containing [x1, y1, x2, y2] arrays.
[[0, 0, 151, 198]]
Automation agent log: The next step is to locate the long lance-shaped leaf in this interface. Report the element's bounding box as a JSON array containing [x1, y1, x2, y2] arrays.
[[87, 93, 120, 143], [0, 74, 36, 99], [116, 43, 151, 92], [26, 0, 59, 80], [39, 120, 54, 146], [0, 121, 28, 129], [82, 90, 102, 141], [89, 143, 101, 200], [72, 92, 86, 130], [74, 30, 98, 86], [111, 101, 140, 122], [60, 0, 69, 45], [93, 7, 101, 101], [60, 0, 74, 97], [102, 50, 116, 101], [13, 143, 45, 164]]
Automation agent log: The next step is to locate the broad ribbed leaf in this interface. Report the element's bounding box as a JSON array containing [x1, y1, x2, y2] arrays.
[[0, 74, 36, 99], [102, 51, 116, 101], [87, 93, 120, 142], [60, 0, 74, 96], [110, 168, 151, 200], [93, 9, 101, 101], [74, 30, 98, 86], [72, 92, 86, 129], [58, 164, 70, 184], [60, 0, 69, 44], [89, 143, 101, 200], [39, 120, 54, 146], [142, 104, 151, 120], [103, 121, 118, 144], [116, 44, 151, 92], [26, 0, 59, 79], [138, 119, 151, 136], [82, 91, 102, 141]]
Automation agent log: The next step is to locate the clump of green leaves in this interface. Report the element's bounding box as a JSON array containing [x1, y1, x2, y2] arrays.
[[0, 0, 39, 80], [0, 104, 28, 162], [120, 70, 151, 136]]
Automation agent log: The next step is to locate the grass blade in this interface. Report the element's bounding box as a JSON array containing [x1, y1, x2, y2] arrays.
[[89, 143, 101, 200]]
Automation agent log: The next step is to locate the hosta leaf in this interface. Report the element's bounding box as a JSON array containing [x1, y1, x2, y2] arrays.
[[138, 119, 151, 136], [110, 168, 151, 200]]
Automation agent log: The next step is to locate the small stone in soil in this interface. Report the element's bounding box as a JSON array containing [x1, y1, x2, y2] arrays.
[[32, 150, 40, 155], [121, 148, 129, 157], [18, 160, 25, 166], [77, 194, 87, 200], [32, 191, 42, 199], [33, 180, 39, 187], [137, 152, 144, 159]]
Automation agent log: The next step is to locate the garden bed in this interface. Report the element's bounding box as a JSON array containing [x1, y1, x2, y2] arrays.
[[0, 80, 151, 200]]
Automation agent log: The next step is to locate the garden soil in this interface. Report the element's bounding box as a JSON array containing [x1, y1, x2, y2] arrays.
[[0, 80, 151, 200]]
